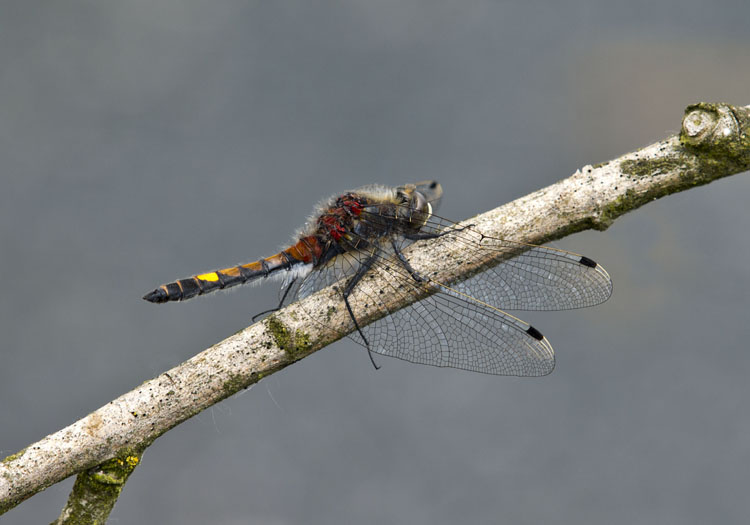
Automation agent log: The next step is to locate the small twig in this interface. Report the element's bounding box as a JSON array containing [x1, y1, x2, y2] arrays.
[[52, 449, 143, 524], [1, 102, 748, 520]]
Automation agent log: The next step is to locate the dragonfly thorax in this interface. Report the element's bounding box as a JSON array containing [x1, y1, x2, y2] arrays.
[[315, 186, 434, 252], [316, 193, 368, 243]]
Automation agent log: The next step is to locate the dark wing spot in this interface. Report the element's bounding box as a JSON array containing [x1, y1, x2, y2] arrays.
[[526, 325, 544, 341], [579, 256, 597, 268]]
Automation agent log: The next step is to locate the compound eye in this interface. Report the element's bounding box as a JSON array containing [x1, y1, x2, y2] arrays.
[[411, 191, 429, 214], [407, 191, 432, 230]]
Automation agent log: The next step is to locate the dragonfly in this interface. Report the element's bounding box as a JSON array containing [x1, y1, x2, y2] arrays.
[[143, 181, 612, 376]]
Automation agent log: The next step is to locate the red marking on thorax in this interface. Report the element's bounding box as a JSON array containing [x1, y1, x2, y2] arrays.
[[316, 193, 368, 241], [342, 199, 363, 215]]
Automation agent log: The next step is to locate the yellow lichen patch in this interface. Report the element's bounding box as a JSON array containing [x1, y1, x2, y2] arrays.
[[2, 447, 26, 464], [125, 455, 139, 468], [266, 315, 314, 361], [196, 272, 219, 282]]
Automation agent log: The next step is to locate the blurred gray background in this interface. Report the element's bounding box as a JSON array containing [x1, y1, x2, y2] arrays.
[[2, 1, 749, 524]]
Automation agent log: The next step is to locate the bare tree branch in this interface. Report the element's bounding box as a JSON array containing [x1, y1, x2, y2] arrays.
[[1, 102, 748, 520]]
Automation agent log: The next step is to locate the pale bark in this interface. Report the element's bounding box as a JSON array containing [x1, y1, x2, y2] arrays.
[[1, 102, 748, 521]]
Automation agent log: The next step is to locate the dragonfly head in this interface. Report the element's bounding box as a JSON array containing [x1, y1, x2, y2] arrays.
[[395, 181, 442, 231]]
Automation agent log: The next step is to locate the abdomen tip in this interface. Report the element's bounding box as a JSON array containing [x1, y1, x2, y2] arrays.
[[143, 289, 168, 303]]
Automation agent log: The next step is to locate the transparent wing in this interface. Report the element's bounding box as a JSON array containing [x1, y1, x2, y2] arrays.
[[293, 239, 555, 376], [360, 207, 613, 311], [294, 250, 363, 300], [345, 255, 555, 376]]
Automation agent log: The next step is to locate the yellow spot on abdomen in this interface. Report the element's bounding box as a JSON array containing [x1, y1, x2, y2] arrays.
[[196, 272, 219, 282]]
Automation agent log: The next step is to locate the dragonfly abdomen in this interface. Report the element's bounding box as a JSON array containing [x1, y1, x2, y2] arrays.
[[143, 236, 322, 303]]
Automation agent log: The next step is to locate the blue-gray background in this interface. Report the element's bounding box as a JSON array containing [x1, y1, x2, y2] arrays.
[[2, 2, 749, 524]]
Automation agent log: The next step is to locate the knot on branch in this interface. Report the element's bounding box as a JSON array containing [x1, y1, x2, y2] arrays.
[[680, 103, 750, 167]]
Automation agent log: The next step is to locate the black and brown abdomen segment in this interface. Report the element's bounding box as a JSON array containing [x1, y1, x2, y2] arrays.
[[143, 236, 323, 304]]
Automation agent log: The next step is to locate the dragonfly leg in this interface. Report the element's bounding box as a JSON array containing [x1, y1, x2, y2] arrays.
[[251, 277, 297, 322], [343, 249, 380, 370], [391, 239, 425, 283]]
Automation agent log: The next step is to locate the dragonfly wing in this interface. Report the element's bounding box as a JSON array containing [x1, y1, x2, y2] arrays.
[[450, 242, 613, 311], [344, 255, 555, 376], [369, 209, 613, 312], [293, 250, 363, 301]]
